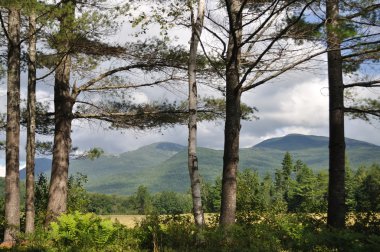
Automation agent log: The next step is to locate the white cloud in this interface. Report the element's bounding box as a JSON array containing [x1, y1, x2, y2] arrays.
[[0, 164, 5, 177], [261, 127, 314, 140], [265, 78, 329, 127], [65, 66, 380, 156], [0, 160, 27, 178], [132, 92, 149, 104]]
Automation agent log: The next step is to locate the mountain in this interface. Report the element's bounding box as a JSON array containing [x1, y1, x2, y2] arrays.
[[19, 158, 52, 179], [254, 133, 377, 150], [19, 134, 380, 195]]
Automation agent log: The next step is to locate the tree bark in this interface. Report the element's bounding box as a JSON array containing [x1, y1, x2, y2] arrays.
[[4, 7, 21, 243], [25, 9, 37, 234], [45, 0, 75, 225], [219, 0, 242, 226], [188, 0, 206, 227], [45, 52, 73, 225], [326, 0, 346, 229]]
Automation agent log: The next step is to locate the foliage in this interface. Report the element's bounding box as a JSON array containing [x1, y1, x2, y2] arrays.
[[86, 193, 132, 215], [67, 173, 90, 213], [236, 169, 264, 212], [30, 211, 138, 252], [0, 113, 5, 131], [194, 97, 258, 121], [135, 214, 198, 251], [288, 164, 326, 213], [0, 197, 5, 241], [355, 164, 380, 212], [202, 177, 222, 213], [20, 101, 54, 135], [353, 164, 380, 233], [152, 191, 192, 215], [34, 173, 91, 225], [272, 154, 329, 213], [7, 211, 380, 251], [33, 142, 104, 159], [35, 141, 54, 155], [83, 148, 105, 160], [346, 98, 380, 121], [88, 186, 193, 215], [132, 212, 380, 252], [1, 160, 380, 249], [130, 185, 153, 215], [34, 173, 50, 225]]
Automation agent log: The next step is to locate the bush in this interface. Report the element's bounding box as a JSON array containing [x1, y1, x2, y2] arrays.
[[44, 211, 138, 251]]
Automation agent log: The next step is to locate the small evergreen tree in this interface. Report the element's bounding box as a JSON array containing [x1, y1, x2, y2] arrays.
[[132, 185, 153, 215]]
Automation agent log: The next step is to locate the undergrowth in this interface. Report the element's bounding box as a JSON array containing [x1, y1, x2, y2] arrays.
[[3, 211, 380, 251]]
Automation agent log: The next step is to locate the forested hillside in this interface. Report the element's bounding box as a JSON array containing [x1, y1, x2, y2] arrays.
[[19, 134, 380, 194]]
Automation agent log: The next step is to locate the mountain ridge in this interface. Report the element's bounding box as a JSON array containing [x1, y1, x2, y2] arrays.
[[253, 133, 378, 150], [19, 134, 380, 195]]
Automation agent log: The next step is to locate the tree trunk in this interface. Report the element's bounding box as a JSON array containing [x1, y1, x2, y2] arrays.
[[219, 0, 242, 226], [326, 0, 346, 229], [45, 52, 73, 226], [4, 7, 21, 243], [25, 10, 37, 234], [45, 0, 75, 225], [188, 0, 206, 227]]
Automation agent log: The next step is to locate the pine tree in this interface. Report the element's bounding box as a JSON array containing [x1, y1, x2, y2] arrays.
[[218, 0, 323, 225], [25, 2, 37, 233], [3, 5, 21, 243], [326, 0, 346, 229]]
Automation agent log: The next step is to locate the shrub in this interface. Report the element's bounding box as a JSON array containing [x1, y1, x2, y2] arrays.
[[47, 211, 138, 251]]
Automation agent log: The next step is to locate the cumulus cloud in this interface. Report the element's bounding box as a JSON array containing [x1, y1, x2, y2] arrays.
[[65, 67, 380, 156], [262, 78, 329, 127]]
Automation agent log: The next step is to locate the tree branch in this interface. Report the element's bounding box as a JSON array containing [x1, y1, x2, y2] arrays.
[[81, 77, 183, 92], [0, 11, 10, 42], [344, 107, 380, 118], [239, 0, 314, 88], [344, 80, 380, 89], [242, 48, 326, 92], [342, 4, 380, 20], [75, 63, 186, 96]]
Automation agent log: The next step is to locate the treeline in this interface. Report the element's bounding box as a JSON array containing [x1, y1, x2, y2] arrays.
[[91, 153, 380, 219], [86, 159, 380, 218], [203, 154, 380, 217], [5, 153, 379, 219]]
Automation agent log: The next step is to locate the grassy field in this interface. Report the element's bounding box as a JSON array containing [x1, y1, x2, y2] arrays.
[[102, 214, 219, 228], [101, 215, 146, 227], [101, 212, 376, 228]]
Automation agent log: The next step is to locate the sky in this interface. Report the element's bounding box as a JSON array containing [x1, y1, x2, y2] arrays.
[[0, 1, 380, 176]]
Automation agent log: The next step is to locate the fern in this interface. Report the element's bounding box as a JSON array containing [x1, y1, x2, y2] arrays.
[[47, 211, 130, 251]]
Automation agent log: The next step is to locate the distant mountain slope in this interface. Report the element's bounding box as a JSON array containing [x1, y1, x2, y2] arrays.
[[19, 134, 380, 195], [20, 158, 51, 179], [254, 134, 377, 151], [70, 142, 186, 194]]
